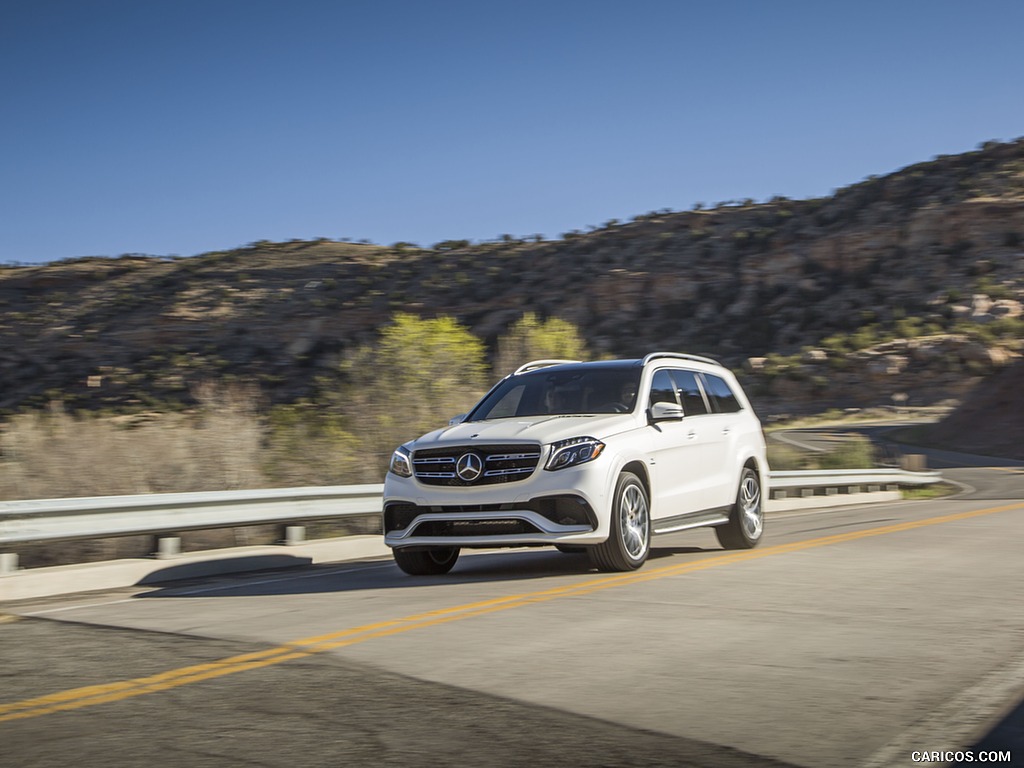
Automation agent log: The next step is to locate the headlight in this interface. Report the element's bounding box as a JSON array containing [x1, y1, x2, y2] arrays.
[[545, 437, 605, 471], [389, 446, 413, 478]]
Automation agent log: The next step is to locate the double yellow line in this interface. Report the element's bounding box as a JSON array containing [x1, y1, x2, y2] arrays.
[[2, 501, 1021, 724]]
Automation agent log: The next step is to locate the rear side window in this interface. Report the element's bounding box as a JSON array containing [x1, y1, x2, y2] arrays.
[[702, 374, 742, 413], [669, 369, 709, 416]]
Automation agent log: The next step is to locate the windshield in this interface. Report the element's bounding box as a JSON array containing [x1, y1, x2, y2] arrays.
[[468, 365, 641, 420]]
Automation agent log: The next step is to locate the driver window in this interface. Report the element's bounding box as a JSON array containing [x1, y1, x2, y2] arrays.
[[648, 370, 679, 408]]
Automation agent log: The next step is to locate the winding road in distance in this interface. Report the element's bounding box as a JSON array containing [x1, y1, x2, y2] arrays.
[[2, 433, 1023, 768]]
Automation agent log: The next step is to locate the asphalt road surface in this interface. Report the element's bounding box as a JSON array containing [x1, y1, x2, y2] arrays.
[[2, 444, 1022, 768]]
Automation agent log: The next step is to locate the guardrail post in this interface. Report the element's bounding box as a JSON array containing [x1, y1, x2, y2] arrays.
[[0, 553, 18, 574], [901, 454, 927, 471], [156, 536, 181, 559], [285, 525, 306, 546]]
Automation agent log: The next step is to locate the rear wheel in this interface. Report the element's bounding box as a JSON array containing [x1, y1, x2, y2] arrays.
[[715, 467, 764, 550], [392, 546, 460, 575], [589, 472, 650, 572]]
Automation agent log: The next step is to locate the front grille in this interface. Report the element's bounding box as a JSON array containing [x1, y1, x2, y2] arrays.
[[412, 444, 542, 486]]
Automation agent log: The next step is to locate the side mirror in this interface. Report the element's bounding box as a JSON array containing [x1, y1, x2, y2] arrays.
[[649, 402, 684, 422], [448, 413, 468, 426]]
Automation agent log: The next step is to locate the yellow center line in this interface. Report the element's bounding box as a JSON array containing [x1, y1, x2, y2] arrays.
[[2, 501, 1021, 724]]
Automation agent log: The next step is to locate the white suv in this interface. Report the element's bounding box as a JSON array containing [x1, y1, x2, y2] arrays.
[[383, 353, 767, 575]]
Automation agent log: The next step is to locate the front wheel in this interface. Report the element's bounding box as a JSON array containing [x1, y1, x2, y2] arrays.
[[715, 467, 764, 550], [589, 471, 650, 572], [392, 546, 460, 575]]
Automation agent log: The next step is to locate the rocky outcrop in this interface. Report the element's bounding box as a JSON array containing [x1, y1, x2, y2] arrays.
[[747, 334, 1019, 414], [1, 139, 1022, 415]]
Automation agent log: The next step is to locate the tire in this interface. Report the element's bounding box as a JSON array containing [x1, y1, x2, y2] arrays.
[[715, 466, 764, 550], [392, 546, 460, 575], [589, 472, 650, 572]]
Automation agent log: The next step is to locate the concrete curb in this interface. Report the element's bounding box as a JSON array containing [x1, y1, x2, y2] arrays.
[[765, 490, 903, 513], [0, 535, 392, 602]]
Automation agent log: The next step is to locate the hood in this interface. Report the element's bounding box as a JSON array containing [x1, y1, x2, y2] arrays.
[[408, 413, 637, 449]]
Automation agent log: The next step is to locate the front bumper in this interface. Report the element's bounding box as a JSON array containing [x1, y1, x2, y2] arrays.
[[383, 463, 614, 549]]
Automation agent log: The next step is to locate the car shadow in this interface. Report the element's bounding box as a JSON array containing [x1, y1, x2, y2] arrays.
[[136, 544, 721, 598], [135, 553, 314, 586]]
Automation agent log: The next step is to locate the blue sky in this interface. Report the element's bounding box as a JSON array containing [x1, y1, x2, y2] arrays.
[[2, 0, 1023, 264]]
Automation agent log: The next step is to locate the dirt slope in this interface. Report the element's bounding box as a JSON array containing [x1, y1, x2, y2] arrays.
[[926, 360, 1024, 459]]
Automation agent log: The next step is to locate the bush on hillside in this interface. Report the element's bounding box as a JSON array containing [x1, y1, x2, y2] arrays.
[[338, 313, 489, 477], [494, 312, 590, 378]]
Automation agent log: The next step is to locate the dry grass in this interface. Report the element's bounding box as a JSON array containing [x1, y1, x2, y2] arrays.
[[0, 384, 265, 500]]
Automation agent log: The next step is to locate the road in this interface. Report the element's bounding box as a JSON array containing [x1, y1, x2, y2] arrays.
[[2, 444, 1023, 767]]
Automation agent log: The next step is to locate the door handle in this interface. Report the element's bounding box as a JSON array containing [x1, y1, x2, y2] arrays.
[[722, 427, 731, 435], [687, 431, 697, 440]]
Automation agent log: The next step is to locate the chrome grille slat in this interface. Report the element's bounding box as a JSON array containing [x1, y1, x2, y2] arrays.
[[412, 443, 542, 486]]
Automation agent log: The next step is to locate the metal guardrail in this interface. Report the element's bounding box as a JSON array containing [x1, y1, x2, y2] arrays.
[[0, 485, 384, 549], [768, 469, 943, 498], [0, 470, 942, 551]]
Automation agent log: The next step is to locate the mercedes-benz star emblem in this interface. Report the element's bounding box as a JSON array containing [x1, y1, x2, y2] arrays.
[[455, 452, 483, 482]]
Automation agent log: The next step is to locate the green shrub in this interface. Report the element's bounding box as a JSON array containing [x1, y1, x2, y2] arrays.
[[817, 436, 877, 469], [494, 313, 589, 377], [767, 434, 877, 472], [338, 313, 489, 478], [433, 239, 471, 251], [766, 442, 808, 471]]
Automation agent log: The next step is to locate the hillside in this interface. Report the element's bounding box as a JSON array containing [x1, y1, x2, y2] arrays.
[[925, 359, 1024, 459], [1, 138, 1023, 425]]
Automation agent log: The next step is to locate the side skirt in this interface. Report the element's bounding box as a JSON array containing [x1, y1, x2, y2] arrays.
[[652, 506, 732, 535]]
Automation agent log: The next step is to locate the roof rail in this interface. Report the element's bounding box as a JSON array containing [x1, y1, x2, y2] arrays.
[[641, 352, 723, 367], [513, 359, 582, 375]]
